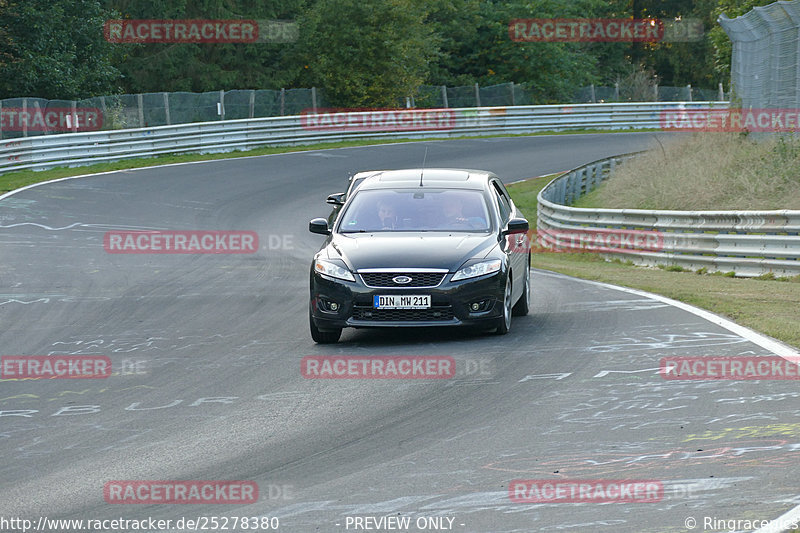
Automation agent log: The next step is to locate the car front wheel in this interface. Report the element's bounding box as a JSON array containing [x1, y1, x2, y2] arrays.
[[309, 306, 342, 344], [512, 260, 530, 316], [494, 274, 512, 335]]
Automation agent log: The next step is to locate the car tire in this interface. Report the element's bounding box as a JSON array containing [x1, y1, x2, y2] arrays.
[[309, 308, 342, 344], [512, 260, 530, 317], [494, 274, 513, 335]]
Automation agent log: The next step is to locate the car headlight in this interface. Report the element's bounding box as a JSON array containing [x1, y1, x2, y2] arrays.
[[314, 259, 355, 282], [451, 259, 502, 281]]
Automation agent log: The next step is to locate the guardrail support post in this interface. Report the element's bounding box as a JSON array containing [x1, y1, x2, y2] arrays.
[[441, 86, 448, 108], [718, 82, 724, 101], [163, 92, 171, 125], [590, 84, 596, 103], [219, 90, 225, 120], [32, 101, 46, 135], [614, 82, 619, 101], [0, 100, 3, 139], [100, 96, 107, 130], [687, 84, 693, 102], [311, 87, 317, 113], [280, 88, 285, 116], [510, 82, 516, 106], [22, 98, 28, 137], [474, 83, 481, 107], [137, 94, 144, 128], [249, 90, 255, 119], [71, 101, 78, 133]]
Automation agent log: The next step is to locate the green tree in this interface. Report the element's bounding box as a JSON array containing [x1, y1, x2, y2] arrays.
[[425, 0, 613, 103], [291, 0, 437, 107], [104, 0, 305, 93], [0, 0, 121, 99], [0, 0, 14, 79]]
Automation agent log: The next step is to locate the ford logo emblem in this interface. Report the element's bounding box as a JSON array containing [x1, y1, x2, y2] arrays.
[[392, 275, 412, 285]]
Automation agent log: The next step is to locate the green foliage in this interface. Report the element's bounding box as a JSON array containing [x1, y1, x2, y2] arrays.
[[1, 0, 772, 106], [643, 0, 719, 88], [426, 0, 609, 102], [104, 0, 305, 92], [658, 264, 686, 272], [0, 0, 121, 99], [292, 0, 436, 107], [0, 1, 12, 73]]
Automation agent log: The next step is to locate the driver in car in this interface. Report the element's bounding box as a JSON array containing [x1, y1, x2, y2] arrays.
[[441, 195, 486, 229], [442, 196, 469, 225], [377, 200, 400, 229]]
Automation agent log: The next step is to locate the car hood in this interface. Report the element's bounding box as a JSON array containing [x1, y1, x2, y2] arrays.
[[326, 232, 497, 271]]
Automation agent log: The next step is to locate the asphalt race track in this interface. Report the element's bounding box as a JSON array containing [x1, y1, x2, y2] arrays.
[[1, 133, 799, 533]]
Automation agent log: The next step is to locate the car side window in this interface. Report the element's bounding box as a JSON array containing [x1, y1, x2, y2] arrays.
[[492, 181, 511, 224]]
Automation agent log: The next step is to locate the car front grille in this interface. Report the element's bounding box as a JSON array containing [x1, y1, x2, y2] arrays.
[[360, 272, 446, 288], [352, 305, 454, 321]]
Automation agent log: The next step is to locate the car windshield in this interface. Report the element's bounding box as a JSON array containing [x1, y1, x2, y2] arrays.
[[338, 189, 491, 233]]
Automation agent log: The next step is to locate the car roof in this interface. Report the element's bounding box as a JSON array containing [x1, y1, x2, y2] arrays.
[[353, 168, 495, 191]]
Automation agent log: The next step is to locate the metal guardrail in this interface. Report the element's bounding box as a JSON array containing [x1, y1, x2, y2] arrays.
[[537, 154, 800, 277], [0, 101, 725, 174]]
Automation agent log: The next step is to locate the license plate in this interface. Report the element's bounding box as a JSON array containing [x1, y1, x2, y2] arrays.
[[374, 295, 430, 309]]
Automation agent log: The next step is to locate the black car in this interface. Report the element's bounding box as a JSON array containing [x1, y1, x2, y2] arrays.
[[308, 168, 531, 343]]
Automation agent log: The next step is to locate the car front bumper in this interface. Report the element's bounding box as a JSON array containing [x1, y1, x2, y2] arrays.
[[310, 269, 506, 330]]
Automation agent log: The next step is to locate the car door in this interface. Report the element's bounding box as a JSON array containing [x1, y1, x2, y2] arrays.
[[490, 179, 527, 302]]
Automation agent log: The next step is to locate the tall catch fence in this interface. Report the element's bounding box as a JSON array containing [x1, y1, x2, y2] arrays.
[[0, 88, 324, 139], [719, 0, 800, 109], [0, 82, 726, 140]]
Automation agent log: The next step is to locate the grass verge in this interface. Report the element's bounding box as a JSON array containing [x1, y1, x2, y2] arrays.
[[578, 132, 800, 210]]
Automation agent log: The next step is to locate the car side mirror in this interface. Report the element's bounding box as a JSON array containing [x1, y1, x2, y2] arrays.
[[326, 193, 346, 206], [309, 218, 331, 235], [503, 218, 529, 235]]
